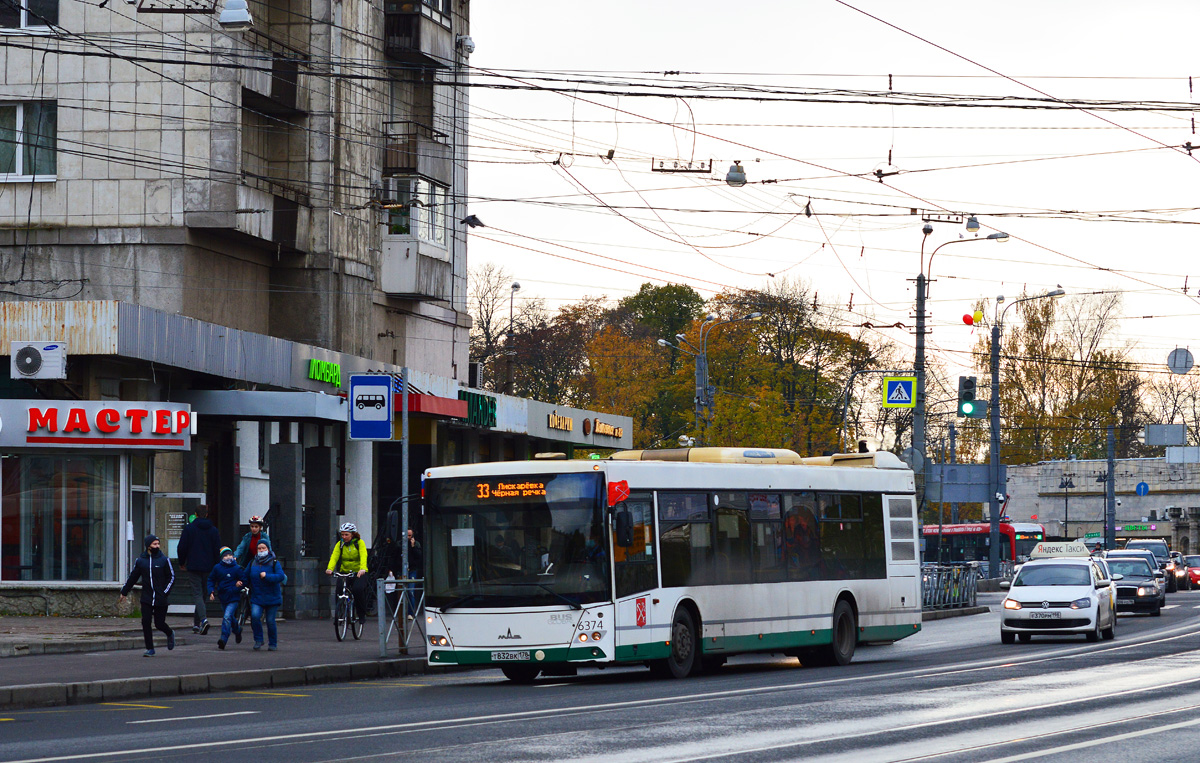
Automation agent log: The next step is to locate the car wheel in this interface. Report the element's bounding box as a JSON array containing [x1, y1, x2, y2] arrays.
[[1102, 612, 1116, 640], [1168, 578, 1177, 593], [1086, 612, 1101, 642], [1001, 631, 1015, 644], [1153, 603, 1162, 617]]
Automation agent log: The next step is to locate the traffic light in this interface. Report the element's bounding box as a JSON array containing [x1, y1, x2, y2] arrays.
[[957, 376, 986, 418]]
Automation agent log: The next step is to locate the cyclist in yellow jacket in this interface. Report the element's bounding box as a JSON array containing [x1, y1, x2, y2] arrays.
[[326, 522, 369, 623]]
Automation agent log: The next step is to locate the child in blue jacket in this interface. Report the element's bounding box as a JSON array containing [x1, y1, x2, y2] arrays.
[[245, 539, 287, 650], [207, 546, 247, 649]]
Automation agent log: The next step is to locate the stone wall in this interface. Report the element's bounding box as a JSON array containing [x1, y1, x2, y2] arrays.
[[0, 585, 130, 617]]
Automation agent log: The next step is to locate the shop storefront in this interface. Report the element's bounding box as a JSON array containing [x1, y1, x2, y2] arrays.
[[0, 400, 192, 613]]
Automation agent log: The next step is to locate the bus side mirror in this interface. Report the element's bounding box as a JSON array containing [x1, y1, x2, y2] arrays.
[[614, 509, 634, 548]]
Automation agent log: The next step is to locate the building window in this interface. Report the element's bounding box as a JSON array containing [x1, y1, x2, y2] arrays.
[[1, 454, 121, 582], [386, 177, 447, 245], [0, 101, 56, 180], [0, 0, 57, 29]]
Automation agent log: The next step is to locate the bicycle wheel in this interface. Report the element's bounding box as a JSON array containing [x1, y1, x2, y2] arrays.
[[235, 590, 250, 629], [334, 597, 349, 641], [351, 596, 364, 640]]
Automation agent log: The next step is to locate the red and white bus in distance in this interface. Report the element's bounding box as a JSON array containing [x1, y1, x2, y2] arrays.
[[921, 522, 1046, 566]]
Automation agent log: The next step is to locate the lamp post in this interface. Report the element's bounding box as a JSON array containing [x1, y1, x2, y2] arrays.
[[988, 286, 1066, 577], [506, 282, 520, 394], [914, 224, 1009, 514], [659, 311, 761, 445], [1060, 474, 1075, 540]]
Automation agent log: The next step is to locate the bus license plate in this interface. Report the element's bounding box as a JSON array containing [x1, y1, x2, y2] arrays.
[[1028, 612, 1060, 619], [492, 650, 530, 662]]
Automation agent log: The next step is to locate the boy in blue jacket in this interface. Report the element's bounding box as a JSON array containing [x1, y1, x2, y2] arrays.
[[245, 539, 287, 651], [207, 546, 247, 650]]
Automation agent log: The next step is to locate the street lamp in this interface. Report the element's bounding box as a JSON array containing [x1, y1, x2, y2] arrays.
[[913, 223, 1009, 519], [659, 311, 762, 445], [1060, 474, 1075, 539], [725, 162, 747, 187], [506, 282, 520, 394], [987, 285, 1066, 577]]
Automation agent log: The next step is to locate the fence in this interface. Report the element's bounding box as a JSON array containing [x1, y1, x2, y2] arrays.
[[922, 563, 980, 609], [376, 577, 425, 658]]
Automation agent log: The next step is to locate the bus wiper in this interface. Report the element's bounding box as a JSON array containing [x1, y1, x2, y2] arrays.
[[439, 593, 488, 612], [508, 582, 582, 610]]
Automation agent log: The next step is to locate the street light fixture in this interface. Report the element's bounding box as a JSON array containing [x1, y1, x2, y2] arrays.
[[986, 285, 1067, 577], [725, 162, 747, 188], [913, 222, 1009, 521], [217, 0, 254, 30], [659, 311, 762, 445]]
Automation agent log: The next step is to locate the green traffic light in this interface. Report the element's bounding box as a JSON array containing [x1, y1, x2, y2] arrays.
[[961, 401, 975, 415]]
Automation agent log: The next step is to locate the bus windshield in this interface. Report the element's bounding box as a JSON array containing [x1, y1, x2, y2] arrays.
[[425, 472, 610, 609]]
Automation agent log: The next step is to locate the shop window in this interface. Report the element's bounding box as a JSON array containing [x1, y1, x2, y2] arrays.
[[0, 101, 56, 180], [1, 454, 120, 581]]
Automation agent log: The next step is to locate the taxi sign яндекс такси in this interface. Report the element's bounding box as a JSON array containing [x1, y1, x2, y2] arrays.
[[1029, 541, 1091, 559]]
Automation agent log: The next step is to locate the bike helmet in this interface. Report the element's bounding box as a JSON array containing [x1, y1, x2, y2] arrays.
[[249, 515, 263, 525], [340, 522, 357, 533]]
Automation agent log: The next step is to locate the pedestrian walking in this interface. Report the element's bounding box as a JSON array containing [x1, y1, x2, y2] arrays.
[[406, 528, 423, 619], [119, 534, 177, 657], [326, 523, 369, 623], [177, 504, 221, 635], [207, 546, 247, 649], [246, 539, 286, 651], [234, 515, 270, 566]]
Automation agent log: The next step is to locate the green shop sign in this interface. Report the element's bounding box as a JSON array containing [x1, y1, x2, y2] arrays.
[[458, 390, 497, 428], [307, 359, 342, 388]]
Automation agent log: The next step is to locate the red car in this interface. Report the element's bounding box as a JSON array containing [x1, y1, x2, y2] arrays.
[[1186, 555, 1200, 588]]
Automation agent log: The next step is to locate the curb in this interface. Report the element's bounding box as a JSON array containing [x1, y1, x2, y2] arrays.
[[922, 605, 990, 621], [0, 634, 193, 658], [0, 656, 467, 709]]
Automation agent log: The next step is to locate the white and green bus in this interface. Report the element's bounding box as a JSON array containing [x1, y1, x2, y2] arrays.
[[422, 447, 922, 682]]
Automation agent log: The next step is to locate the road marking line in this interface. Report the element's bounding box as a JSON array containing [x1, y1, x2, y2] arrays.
[[100, 703, 170, 709], [0, 718, 13, 722], [234, 691, 308, 697], [971, 714, 1200, 763], [128, 711, 259, 725]]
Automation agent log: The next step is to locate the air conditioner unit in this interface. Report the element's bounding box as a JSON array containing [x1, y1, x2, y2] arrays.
[[11, 341, 68, 380]]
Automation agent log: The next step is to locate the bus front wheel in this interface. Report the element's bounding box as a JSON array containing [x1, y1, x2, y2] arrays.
[[651, 607, 697, 679], [501, 665, 541, 684]]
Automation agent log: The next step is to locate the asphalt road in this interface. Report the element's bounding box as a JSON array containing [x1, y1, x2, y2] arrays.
[[6, 591, 1200, 762]]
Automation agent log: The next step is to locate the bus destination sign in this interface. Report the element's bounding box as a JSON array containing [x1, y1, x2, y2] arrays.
[[476, 481, 547, 500]]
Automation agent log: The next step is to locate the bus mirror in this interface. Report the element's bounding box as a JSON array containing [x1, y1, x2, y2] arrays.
[[614, 509, 634, 547]]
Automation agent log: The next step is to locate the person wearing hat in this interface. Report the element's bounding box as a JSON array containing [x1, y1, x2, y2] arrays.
[[234, 515, 270, 567], [119, 535, 177, 657], [207, 546, 247, 649], [245, 538, 287, 650]]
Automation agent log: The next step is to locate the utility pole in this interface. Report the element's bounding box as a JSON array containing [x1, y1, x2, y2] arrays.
[[988, 321, 1002, 579], [1106, 425, 1117, 550], [1059, 474, 1075, 539], [949, 422, 959, 524], [914, 271, 927, 515]]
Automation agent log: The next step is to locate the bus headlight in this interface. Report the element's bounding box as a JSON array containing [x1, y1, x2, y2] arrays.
[[430, 635, 449, 647], [591, 632, 602, 642], [578, 633, 589, 642], [1003, 599, 1022, 610]]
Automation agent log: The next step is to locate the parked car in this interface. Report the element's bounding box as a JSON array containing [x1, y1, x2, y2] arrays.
[[1107, 549, 1167, 606], [1123, 539, 1176, 592]]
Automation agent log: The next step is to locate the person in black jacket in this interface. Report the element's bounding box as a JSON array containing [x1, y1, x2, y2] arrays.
[[177, 504, 221, 634], [119, 534, 177, 657]]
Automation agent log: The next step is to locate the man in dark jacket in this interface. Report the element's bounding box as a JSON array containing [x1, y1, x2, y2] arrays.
[[177, 504, 221, 634], [119, 535, 177, 657]]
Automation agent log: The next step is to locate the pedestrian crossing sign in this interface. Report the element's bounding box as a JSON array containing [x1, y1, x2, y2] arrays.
[[882, 377, 917, 408]]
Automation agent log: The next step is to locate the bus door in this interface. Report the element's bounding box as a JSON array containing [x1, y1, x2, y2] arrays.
[[885, 496, 921, 609], [612, 491, 660, 656]]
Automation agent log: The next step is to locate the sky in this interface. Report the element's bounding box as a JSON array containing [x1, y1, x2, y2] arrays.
[[464, 1, 1200, 383]]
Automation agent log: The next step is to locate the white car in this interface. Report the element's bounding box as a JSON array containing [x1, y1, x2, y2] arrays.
[[1000, 557, 1117, 643]]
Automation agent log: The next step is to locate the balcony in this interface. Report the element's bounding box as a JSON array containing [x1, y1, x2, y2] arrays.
[[383, 1, 454, 67], [380, 236, 451, 300], [383, 121, 452, 186], [242, 32, 309, 115]]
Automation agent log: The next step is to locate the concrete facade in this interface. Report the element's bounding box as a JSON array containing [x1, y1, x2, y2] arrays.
[[1005, 458, 1200, 552]]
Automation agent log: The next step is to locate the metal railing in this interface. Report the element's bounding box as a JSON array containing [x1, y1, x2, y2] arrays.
[[376, 577, 425, 657], [922, 563, 980, 609]]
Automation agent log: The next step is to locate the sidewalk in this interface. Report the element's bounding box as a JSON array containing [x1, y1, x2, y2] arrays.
[[0, 613, 443, 709]]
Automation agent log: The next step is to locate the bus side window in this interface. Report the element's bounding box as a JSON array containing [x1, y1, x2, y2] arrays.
[[615, 493, 657, 598], [659, 492, 710, 587], [784, 492, 820, 582], [713, 491, 751, 585], [751, 493, 785, 583]]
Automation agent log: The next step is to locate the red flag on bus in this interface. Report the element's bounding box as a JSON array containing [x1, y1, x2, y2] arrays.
[[608, 480, 630, 506]]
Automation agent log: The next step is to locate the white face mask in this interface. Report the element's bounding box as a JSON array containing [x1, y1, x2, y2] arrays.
[[256, 550, 269, 560]]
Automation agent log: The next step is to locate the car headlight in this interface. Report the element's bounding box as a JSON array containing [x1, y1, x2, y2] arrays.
[[1138, 587, 1152, 596], [1069, 597, 1092, 610], [1167, 562, 1176, 571], [1003, 599, 1022, 610]]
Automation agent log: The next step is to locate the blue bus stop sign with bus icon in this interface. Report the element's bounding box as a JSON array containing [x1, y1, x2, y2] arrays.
[[349, 374, 393, 441]]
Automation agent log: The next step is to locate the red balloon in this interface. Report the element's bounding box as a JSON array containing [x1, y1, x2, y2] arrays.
[[963, 314, 974, 325]]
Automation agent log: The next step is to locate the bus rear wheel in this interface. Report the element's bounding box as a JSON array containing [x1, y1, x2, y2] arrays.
[[809, 600, 857, 667], [501, 665, 541, 684], [651, 607, 697, 679]]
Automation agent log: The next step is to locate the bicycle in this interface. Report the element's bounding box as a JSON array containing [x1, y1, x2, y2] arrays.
[[232, 585, 251, 631], [332, 572, 364, 641]]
